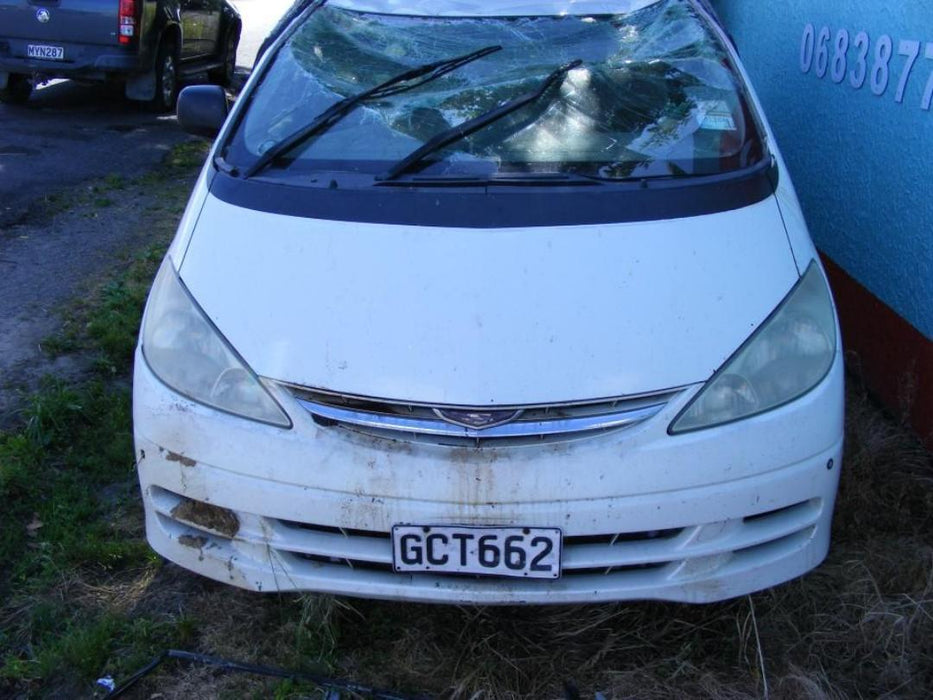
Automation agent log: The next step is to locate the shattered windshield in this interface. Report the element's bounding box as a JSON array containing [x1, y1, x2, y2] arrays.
[[226, 0, 765, 181]]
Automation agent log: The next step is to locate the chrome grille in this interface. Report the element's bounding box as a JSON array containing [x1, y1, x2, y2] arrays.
[[284, 386, 681, 445]]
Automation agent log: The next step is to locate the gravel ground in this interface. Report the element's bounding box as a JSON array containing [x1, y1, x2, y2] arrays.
[[0, 168, 198, 428]]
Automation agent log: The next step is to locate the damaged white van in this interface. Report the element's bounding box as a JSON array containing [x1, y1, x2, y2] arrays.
[[134, 0, 844, 604]]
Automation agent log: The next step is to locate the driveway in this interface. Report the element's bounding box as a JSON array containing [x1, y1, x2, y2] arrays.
[[0, 0, 293, 424], [0, 0, 293, 229]]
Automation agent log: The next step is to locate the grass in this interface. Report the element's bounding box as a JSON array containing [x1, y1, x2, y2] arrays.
[[1, 141, 931, 698], [0, 142, 208, 697], [84, 244, 168, 374], [0, 375, 171, 694]]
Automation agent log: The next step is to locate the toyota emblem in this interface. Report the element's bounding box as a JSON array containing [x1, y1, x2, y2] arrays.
[[433, 408, 524, 430]]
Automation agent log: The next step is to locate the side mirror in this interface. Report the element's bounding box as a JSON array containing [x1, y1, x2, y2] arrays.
[[177, 85, 229, 138]]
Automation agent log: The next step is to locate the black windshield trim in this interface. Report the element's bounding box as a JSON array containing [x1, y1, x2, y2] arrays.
[[209, 158, 778, 228]]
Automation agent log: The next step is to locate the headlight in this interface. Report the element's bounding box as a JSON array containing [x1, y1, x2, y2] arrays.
[[141, 258, 291, 428], [670, 261, 836, 433]]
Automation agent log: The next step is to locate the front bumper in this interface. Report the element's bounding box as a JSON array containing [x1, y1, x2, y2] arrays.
[[134, 349, 844, 605]]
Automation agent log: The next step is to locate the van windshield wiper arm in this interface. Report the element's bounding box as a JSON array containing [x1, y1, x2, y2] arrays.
[[242, 45, 502, 179], [379, 59, 582, 182]]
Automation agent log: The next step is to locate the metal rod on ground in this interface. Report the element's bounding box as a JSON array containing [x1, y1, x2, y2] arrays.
[[102, 648, 428, 700]]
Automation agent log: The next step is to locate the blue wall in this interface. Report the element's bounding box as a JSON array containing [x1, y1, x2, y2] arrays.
[[712, 0, 932, 340]]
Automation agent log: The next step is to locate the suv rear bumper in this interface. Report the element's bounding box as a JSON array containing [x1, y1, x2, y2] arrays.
[[0, 38, 139, 81]]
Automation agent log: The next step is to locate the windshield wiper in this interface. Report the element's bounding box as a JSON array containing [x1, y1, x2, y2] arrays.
[[241, 44, 502, 179], [379, 59, 582, 182]]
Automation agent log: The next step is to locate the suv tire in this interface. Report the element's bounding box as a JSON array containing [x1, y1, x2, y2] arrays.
[[209, 25, 240, 87], [150, 38, 179, 112], [0, 74, 33, 105]]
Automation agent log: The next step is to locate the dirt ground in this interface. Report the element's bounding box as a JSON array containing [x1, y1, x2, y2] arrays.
[[0, 172, 195, 428]]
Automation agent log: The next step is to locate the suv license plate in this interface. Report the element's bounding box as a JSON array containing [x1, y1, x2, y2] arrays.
[[392, 525, 562, 579], [27, 44, 64, 60]]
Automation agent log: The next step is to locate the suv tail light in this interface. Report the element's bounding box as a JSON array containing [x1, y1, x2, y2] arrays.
[[119, 0, 137, 45]]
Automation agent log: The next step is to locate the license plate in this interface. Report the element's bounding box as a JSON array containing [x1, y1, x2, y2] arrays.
[[27, 44, 64, 60], [392, 525, 562, 579]]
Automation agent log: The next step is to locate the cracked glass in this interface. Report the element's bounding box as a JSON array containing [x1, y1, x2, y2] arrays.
[[227, 0, 765, 181]]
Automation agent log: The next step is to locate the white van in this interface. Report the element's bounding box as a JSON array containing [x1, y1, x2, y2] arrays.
[[134, 0, 844, 604]]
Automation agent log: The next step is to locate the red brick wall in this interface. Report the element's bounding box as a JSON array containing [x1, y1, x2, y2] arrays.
[[823, 255, 933, 450]]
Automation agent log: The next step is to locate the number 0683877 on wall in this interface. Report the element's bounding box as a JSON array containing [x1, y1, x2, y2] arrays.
[[801, 23, 933, 109]]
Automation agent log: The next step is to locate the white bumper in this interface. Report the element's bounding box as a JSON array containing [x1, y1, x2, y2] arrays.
[[134, 349, 844, 605]]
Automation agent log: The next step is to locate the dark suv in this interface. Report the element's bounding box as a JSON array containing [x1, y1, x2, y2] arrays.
[[0, 0, 241, 110]]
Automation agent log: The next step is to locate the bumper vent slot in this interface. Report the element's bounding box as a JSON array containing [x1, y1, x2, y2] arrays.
[[150, 488, 825, 593]]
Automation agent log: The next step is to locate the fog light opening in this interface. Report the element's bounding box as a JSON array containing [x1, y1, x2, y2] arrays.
[[170, 497, 240, 538]]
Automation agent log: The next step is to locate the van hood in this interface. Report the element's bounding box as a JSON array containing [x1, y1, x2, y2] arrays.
[[179, 193, 799, 405]]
